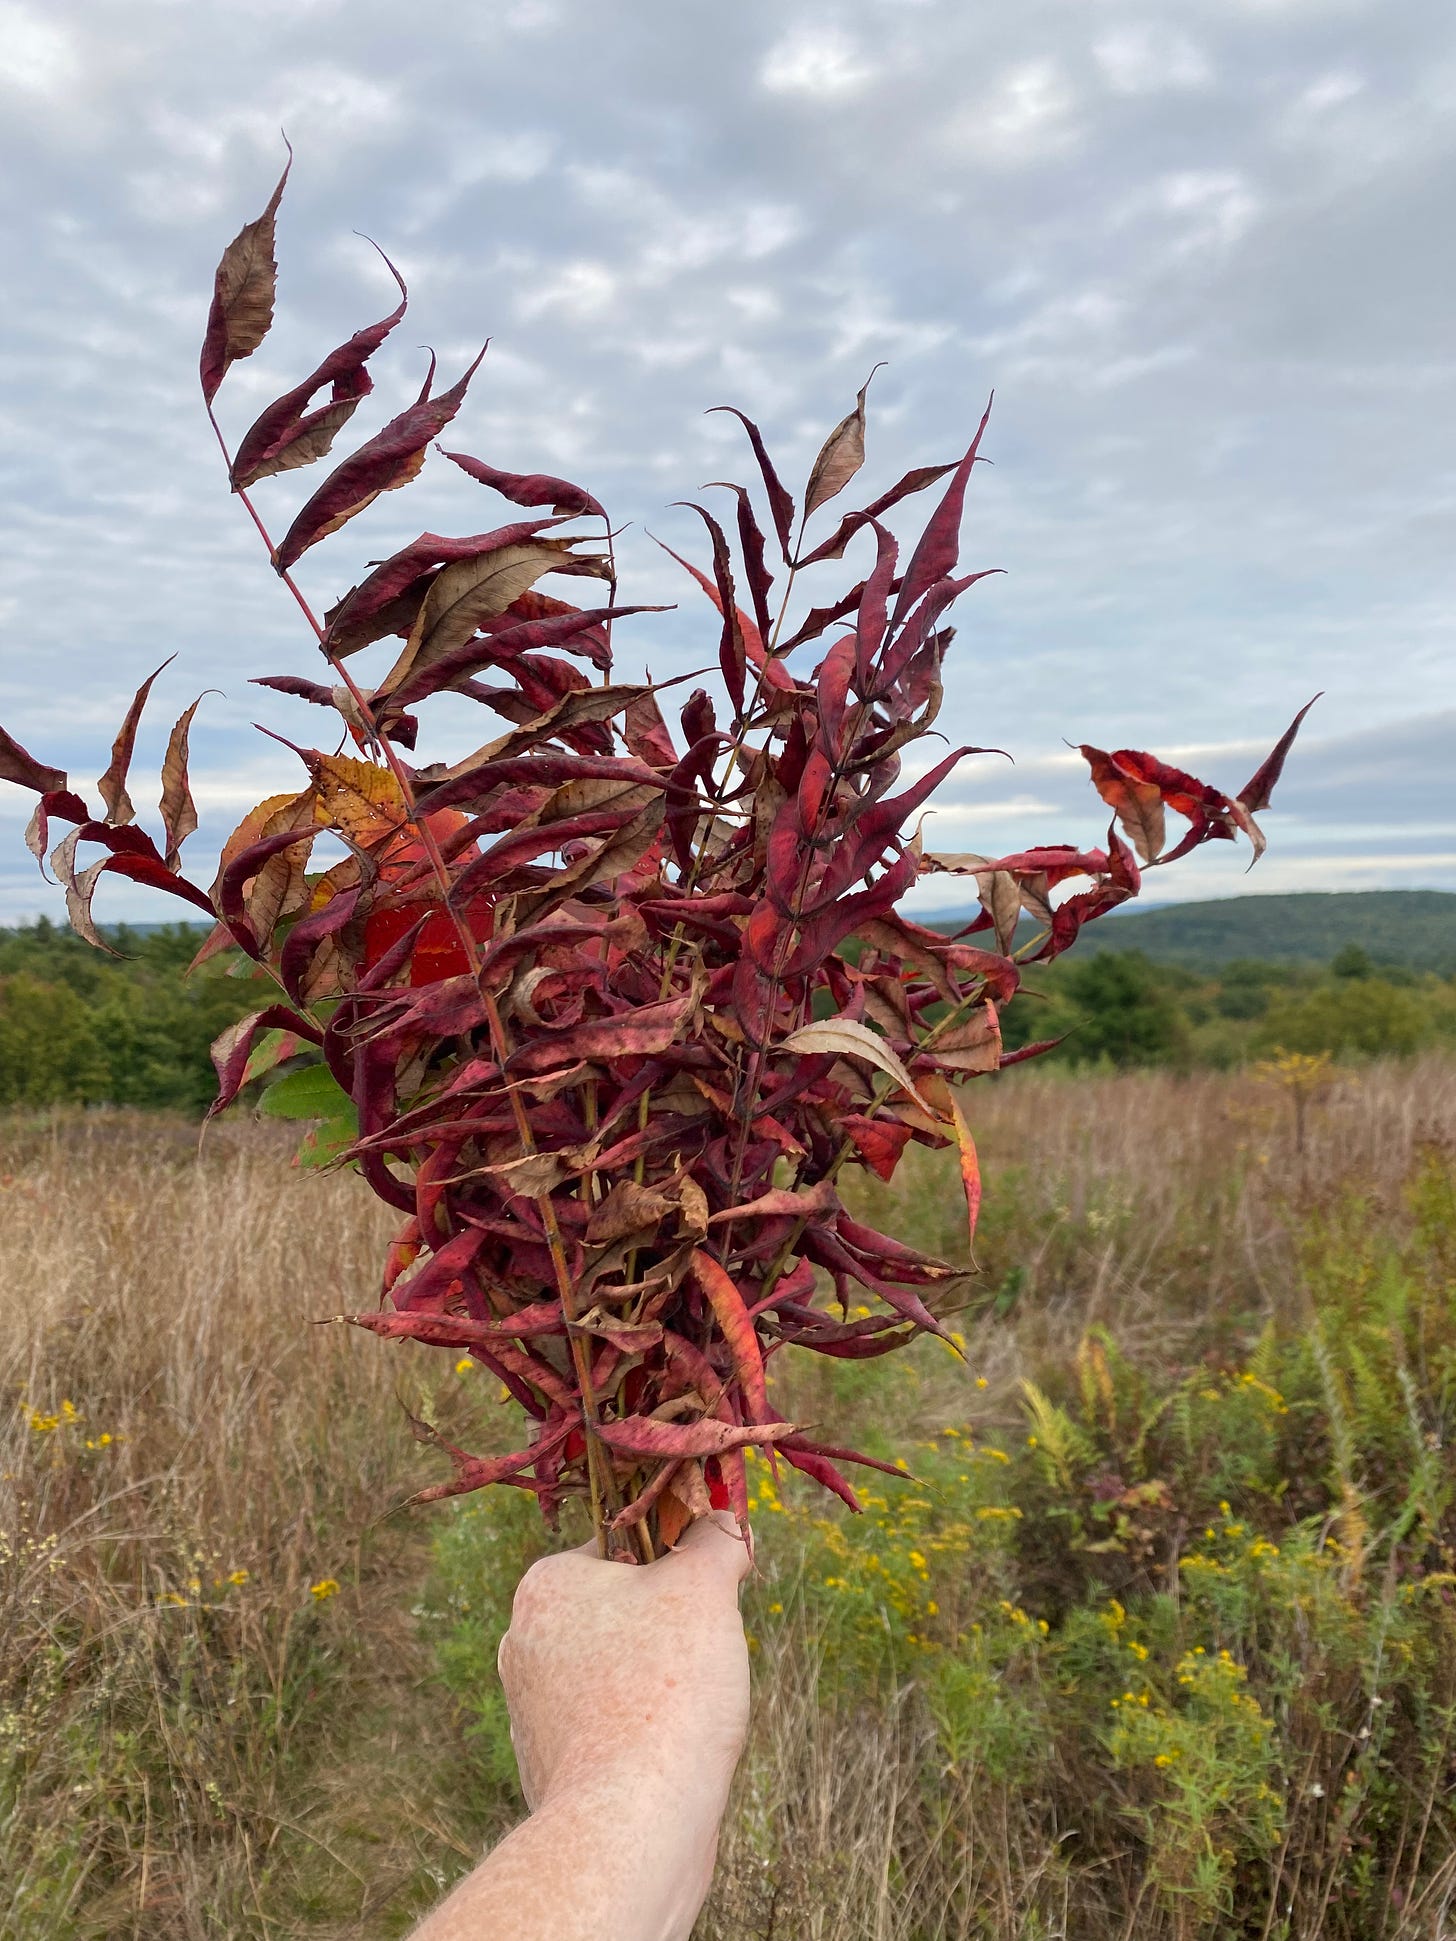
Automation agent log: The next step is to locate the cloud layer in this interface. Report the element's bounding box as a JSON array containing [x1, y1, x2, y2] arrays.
[[1, 0, 1451, 922]]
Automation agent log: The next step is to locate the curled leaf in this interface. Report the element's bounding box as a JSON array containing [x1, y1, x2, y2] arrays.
[[200, 151, 290, 403], [596, 1416, 800, 1460], [803, 364, 881, 522], [1239, 694, 1320, 814], [159, 697, 203, 869], [690, 1251, 769, 1424], [946, 1090, 982, 1259], [779, 1018, 930, 1110], [0, 724, 67, 796], [274, 345, 488, 570], [230, 255, 408, 488], [98, 658, 173, 826], [442, 449, 606, 520]]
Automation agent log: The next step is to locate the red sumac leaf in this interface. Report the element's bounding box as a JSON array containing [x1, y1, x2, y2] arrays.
[[217, 825, 320, 955], [0, 724, 67, 796], [511, 988, 697, 1073], [778, 1441, 861, 1511], [783, 1436, 914, 1481], [841, 1113, 912, 1182], [230, 255, 408, 488], [675, 503, 748, 714], [442, 449, 605, 521], [947, 1091, 982, 1255], [404, 1420, 574, 1508], [323, 525, 563, 658], [706, 405, 796, 560], [208, 1004, 323, 1117], [596, 1416, 800, 1460], [273, 345, 488, 569], [1080, 744, 1166, 864], [23, 789, 88, 869], [98, 657, 173, 826], [795, 464, 956, 567], [1239, 694, 1320, 814], [888, 398, 992, 633], [706, 478, 775, 649], [279, 885, 362, 1003]]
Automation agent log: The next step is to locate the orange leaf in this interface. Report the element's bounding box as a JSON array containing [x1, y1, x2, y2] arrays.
[[308, 753, 408, 851], [690, 1250, 769, 1424], [656, 1484, 692, 1550], [947, 1091, 982, 1261]]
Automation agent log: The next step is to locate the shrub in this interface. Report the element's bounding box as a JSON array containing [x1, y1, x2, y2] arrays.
[[0, 156, 1310, 1548]]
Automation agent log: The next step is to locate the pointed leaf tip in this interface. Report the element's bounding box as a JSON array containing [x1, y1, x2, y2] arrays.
[[705, 406, 796, 561], [803, 363, 882, 523], [273, 345, 489, 570], [0, 724, 66, 796], [230, 257, 408, 489], [1238, 694, 1321, 814], [200, 151, 291, 403]]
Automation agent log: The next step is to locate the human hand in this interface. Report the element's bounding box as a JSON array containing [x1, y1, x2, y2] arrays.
[[501, 1510, 752, 1816], [410, 1511, 752, 1941]]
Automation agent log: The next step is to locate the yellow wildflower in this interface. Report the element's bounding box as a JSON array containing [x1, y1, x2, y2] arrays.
[[309, 1578, 341, 1601]]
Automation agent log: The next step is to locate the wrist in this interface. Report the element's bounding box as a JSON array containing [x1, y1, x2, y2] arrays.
[[539, 1732, 733, 1835], [527, 1760, 724, 1941]]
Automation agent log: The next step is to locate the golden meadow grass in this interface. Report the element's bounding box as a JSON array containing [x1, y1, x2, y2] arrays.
[[4, 1056, 1456, 1937]]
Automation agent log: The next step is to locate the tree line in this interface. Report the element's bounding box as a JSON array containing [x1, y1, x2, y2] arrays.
[[0, 920, 1453, 1115]]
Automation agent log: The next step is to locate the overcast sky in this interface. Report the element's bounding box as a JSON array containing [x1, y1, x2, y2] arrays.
[[0, 0, 1452, 923]]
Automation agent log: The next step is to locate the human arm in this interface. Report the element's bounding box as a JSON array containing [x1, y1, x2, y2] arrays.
[[409, 1511, 752, 1941]]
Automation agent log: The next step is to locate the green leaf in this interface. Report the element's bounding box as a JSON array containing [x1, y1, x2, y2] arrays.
[[243, 1025, 304, 1086], [294, 1107, 360, 1170], [260, 1062, 352, 1120]]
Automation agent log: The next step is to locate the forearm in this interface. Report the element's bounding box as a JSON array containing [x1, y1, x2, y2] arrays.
[[409, 1766, 722, 1941]]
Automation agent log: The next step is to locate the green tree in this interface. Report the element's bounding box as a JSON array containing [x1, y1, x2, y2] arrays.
[[1256, 976, 1430, 1060], [0, 923, 264, 1113], [0, 974, 108, 1106], [1007, 952, 1192, 1070]]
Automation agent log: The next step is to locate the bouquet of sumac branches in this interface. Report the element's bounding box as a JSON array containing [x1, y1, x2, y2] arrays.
[[0, 159, 1313, 1557]]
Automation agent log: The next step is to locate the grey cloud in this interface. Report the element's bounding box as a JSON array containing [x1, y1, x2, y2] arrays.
[[0, 0, 1450, 922]]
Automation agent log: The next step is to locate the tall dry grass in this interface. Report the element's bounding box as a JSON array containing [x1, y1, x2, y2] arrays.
[[0, 1113, 487, 1939], [3, 1057, 1454, 1938], [696, 1054, 1456, 1941], [861, 1052, 1456, 1369]]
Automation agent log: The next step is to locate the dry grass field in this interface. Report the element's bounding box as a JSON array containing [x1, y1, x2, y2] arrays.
[[3, 1056, 1455, 1938]]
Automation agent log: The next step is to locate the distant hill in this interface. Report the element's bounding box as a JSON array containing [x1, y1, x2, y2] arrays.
[[933, 891, 1456, 974], [10, 891, 1456, 974]]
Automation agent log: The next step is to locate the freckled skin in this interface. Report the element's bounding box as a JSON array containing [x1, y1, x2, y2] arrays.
[[409, 1513, 751, 1941]]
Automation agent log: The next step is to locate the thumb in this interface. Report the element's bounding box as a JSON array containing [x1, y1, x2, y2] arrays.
[[669, 1508, 753, 1582]]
